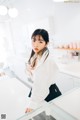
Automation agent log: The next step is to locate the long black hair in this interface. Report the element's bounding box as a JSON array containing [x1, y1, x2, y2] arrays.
[[28, 29, 49, 63]]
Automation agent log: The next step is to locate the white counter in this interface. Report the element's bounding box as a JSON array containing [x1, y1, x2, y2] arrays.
[[53, 88, 80, 120], [0, 76, 30, 120], [17, 88, 80, 120], [57, 61, 80, 78]]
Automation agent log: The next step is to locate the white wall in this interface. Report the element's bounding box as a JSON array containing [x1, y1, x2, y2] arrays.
[[53, 3, 80, 44], [0, 21, 14, 66], [1, 2, 80, 56], [9, 2, 80, 52]]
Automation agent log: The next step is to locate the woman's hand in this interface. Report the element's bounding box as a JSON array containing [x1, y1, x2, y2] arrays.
[[25, 108, 33, 113]]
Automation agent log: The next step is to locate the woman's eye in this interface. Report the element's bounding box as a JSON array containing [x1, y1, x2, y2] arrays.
[[39, 40, 43, 43], [39, 41, 43, 43], [32, 39, 36, 42]]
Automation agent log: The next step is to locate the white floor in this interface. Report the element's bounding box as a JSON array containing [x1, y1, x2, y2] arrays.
[[0, 70, 30, 120]]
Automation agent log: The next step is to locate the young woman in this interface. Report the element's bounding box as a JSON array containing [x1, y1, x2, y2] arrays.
[[25, 29, 61, 113]]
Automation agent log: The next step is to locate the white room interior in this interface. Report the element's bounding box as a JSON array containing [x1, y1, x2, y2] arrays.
[[0, 0, 80, 120]]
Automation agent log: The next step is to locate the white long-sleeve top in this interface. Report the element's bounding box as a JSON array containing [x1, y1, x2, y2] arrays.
[[26, 52, 59, 109]]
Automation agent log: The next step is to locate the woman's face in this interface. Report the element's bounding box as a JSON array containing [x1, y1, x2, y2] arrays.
[[32, 35, 48, 54]]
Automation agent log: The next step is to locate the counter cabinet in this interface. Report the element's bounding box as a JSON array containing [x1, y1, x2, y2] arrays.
[[17, 88, 80, 120], [55, 72, 80, 94]]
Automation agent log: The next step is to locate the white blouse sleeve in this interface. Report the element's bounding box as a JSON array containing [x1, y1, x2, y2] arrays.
[[28, 60, 59, 109]]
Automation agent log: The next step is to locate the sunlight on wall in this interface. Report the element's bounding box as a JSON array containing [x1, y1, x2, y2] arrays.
[[0, 25, 7, 64], [0, 22, 14, 68], [0, 38, 8, 68]]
